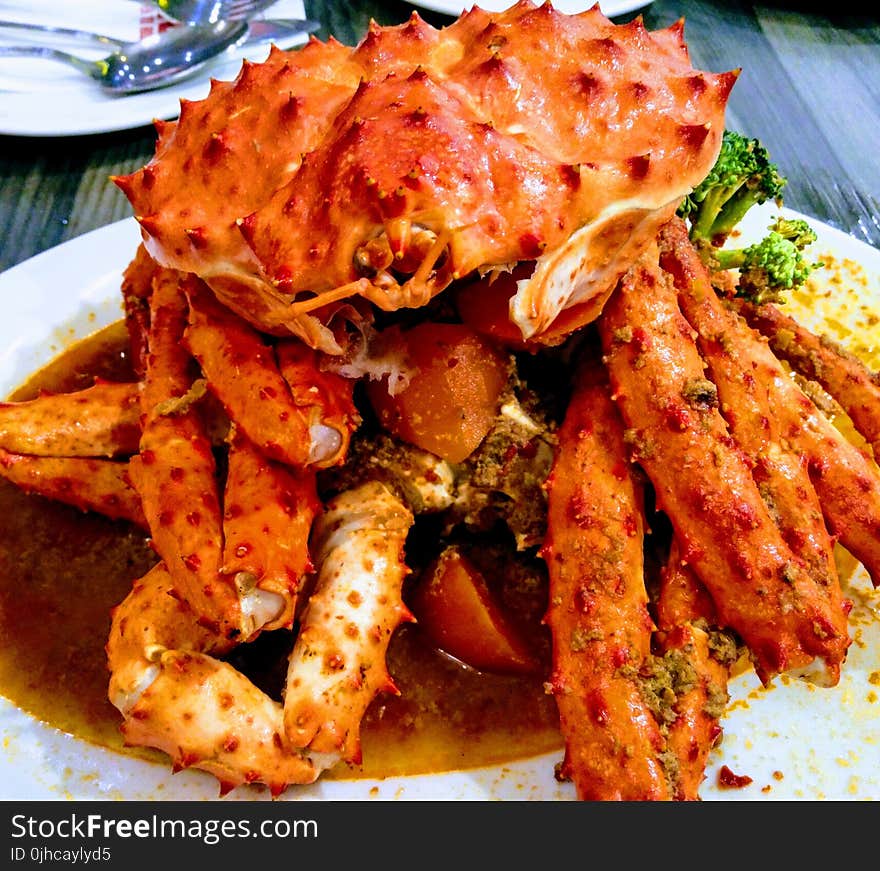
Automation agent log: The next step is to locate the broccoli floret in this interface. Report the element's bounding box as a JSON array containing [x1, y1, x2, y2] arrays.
[[678, 132, 820, 302], [714, 217, 822, 304], [768, 216, 818, 249], [678, 129, 787, 245]]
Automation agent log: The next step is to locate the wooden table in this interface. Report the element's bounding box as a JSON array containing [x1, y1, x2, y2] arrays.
[[1, 0, 878, 274]]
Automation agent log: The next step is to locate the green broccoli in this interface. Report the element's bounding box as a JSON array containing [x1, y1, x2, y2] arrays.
[[678, 129, 787, 246], [678, 131, 822, 301], [712, 217, 823, 304]]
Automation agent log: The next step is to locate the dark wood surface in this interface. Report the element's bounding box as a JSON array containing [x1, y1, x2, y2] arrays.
[[1, 0, 878, 274]]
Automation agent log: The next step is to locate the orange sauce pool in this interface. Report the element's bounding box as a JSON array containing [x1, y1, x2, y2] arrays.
[[0, 321, 562, 782]]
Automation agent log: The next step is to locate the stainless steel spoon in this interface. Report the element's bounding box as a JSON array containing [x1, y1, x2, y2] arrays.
[[0, 18, 249, 94], [145, 0, 280, 26]]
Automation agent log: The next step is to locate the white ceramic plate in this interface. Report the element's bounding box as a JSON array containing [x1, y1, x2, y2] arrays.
[[409, 1, 654, 18], [0, 0, 309, 137], [0, 204, 878, 801]]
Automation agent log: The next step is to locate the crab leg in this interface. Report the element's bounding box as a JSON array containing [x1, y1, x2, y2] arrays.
[[222, 428, 320, 635], [127, 268, 240, 636], [653, 538, 732, 801], [541, 354, 670, 801], [732, 297, 880, 458], [283, 480, 414, 764], [182, 281, 349, 469], [658, 219, 850, 682], [106, 562, 324, 797], [742, 333, 880, 588], [121, 242, 160, 379], [0, 380, 142, 458], [0, 448, 146, 528], [275, 337, 360, 468], [599, 244, 850, 686]]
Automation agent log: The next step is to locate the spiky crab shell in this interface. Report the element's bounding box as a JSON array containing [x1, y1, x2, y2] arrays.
[[116, 1, 736, 352]]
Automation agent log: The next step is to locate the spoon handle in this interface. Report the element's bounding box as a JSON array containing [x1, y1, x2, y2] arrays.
[[0, 20, 123, 50], [0, 45, 102, 81]]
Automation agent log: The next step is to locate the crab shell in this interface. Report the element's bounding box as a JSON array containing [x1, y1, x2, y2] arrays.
[[115, 1, 737, 353]]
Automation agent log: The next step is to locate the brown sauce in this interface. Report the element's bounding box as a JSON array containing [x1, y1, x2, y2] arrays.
[[0, 321, 562, 783]]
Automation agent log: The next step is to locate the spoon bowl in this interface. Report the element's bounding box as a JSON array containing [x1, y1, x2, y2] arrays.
[[146, 0, 280, 26], [0, 19, 249, 94]]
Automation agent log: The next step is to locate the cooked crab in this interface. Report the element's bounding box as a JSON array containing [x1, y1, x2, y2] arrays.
[[1, 2, 878, 802], [114, 1, 734, 352]]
